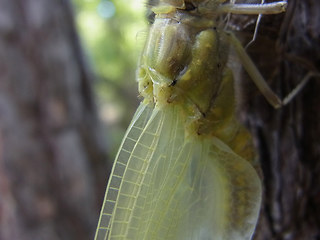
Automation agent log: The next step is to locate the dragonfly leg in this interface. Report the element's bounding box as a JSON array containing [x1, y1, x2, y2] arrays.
[[245, 0, 264, 49], [227, 32, 320, 108], [281, 71, 320, 106], [218, 1, 287, 15]]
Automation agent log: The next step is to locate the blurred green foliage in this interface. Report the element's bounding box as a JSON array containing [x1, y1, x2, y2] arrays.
[[72, 0, 147, 156]]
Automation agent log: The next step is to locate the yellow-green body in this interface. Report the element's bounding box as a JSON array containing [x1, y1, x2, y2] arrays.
[[93, 0, 290, 239], [138, 8, 256, 162]]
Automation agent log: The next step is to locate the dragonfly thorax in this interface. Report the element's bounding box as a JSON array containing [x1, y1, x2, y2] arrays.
[[137, 10, 229, 117]]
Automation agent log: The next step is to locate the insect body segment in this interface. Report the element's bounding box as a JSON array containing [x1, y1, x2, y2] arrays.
[[95, 1, 288, 239], [139, 1, 255, 161]]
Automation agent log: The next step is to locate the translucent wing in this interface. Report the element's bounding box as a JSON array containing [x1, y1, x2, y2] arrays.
[[95, 104, 261, 240], [94, 102, 155, 240], [206, 137, 262, 240]]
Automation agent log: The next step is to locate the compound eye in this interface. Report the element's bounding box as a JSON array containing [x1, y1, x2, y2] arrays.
[[185, 2, 196, 11]]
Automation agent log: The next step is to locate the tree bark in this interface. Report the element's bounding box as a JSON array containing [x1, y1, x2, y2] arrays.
[[236, 0, 320, 239], [0, 0, 110, 239]]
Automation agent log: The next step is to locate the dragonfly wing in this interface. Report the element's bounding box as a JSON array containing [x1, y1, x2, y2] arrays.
[[96, 103, 261, 240], [206, 137, 262, 240], [124, 105, 261, 240], [95, 102, 155, 240], [138, 133, 262, 240], [126, 106, 261, 240], [125, 104, 193, 239], [98, 104, 192, 239], [134, 131, 262, 240]]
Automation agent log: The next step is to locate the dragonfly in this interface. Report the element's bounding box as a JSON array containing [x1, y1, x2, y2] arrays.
[[95, 1, 288, 239]]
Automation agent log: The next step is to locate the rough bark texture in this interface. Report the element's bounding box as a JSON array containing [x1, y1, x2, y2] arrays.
[[235, 0, 320, 239], [0, 0, 110, 239]]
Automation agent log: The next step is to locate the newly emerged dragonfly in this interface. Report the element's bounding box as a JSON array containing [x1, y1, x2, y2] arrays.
[[95, 1, 288, 239]]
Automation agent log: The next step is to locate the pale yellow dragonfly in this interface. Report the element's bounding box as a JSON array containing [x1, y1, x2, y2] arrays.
[[95, 1, 288, 239]]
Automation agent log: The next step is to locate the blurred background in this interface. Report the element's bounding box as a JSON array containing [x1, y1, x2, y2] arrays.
[[73, 0, 146, 157], [0, 0, 147, 239], [0, 0, 319, 240]]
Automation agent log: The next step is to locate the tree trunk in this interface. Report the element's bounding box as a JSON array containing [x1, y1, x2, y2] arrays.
[[0, 0, 110, 239], [236, 0, 320, 239]]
